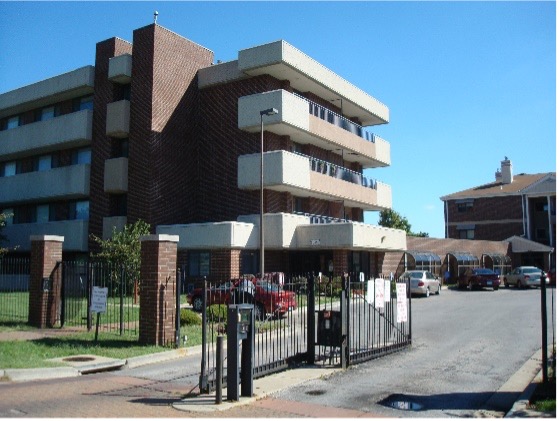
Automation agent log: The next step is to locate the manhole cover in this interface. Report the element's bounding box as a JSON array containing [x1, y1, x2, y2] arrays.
[[305, 390, 326, 396], [63, 356, 95, 362]]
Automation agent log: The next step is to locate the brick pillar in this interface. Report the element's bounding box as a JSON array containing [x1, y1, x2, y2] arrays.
[[28, 235, 64, 328], [139, 234, 179, 346], [210, 249, 242, 281], [333, 249, 349, 276]]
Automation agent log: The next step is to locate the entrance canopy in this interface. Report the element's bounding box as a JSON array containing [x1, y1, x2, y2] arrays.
[[482, 253, 512, 275], [406, 251, 441, 273], [445, 251, 479, 280]]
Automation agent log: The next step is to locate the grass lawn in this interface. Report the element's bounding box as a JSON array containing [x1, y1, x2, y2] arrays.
[[0, 323, 204, 370], [529, 378, 556, 413]]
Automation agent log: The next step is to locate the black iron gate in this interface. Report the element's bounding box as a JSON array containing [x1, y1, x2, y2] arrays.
[[60, 260, 139, 335], [199, 273, 411, 393]]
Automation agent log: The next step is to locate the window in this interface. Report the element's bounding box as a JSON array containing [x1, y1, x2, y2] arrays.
[[13, 205, 37, 224], [459, 229, 475, 240], [39, 106, 59, 121], [111, 194, 127, 216], [71, 201, 89, 220], [36, 205, 50, 223], [189, 251, 210, 277], [1, 162, 16, 177], [6, 116, 20, 129], [73, 96, 93, 112], [37, 155, 52, 172], [72, 148, 91, 165], [535, 202, 549, 212], [293, 197, 305, 213], [457, 200, 474, 212]]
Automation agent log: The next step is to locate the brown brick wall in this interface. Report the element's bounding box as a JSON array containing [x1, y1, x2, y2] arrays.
[[139, 237, 178, 346], [446, 196, 524, 241], [89, 37, 133, 248], [28, 238, 63, 328], [127, 25, 214, 230]]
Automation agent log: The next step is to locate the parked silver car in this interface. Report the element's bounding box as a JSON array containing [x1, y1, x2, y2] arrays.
[[503, 266, 550, 289], [399, 270, 441, 297]]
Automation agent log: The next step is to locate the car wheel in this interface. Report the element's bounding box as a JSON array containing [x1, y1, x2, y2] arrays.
[[493, 285, 499, 291], [192, 296, 203, 312], [504, 279, 509, 288], [517, 280, 522, 289]]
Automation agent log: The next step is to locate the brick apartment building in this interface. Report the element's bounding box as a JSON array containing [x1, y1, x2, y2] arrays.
[[0, 23, 406, 280], [440, 158, 555, 270]]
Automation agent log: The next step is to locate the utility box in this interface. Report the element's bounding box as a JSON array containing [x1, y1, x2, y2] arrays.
[[227, 304, 255, 401], [317, 310, 342, 347]]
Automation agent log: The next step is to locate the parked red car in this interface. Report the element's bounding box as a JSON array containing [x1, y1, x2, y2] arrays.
[[187, 277, 296, 320], [458, 268, 500, 291]]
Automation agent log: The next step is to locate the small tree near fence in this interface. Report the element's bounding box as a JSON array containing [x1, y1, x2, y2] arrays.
[[90, 220, 151, 297]]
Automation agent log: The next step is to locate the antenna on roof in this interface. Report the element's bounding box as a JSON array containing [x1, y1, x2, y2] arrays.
[[154, 11, 159, 24]]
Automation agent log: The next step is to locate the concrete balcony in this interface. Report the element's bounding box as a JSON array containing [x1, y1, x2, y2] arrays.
[[200, 40, 388, 126], [0, 110, 92, 160], [108, 54, 132, 84], [104, 157, 128, 193], [102, 216, 127, 240], [238, 150, 391, 211], [106, 100, 130, 138], [0, 164, 90, 204], [238, 90, 389, 168], [0, 66, 95, 119], [1, 219, 88, 252]]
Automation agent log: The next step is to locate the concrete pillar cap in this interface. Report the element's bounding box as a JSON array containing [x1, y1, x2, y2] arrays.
[[140, 234, 179, 243], [30, 235, 65, 242]]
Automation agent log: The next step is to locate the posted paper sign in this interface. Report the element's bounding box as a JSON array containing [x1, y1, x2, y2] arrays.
[[366, 280, 375, 304], [384, 280, 391, 302], [91, 287, 108, 313], [396, 283, 408, 323], [374, 279, 385, 309]]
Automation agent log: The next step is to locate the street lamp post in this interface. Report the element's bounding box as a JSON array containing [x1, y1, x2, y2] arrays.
[[259, 108, 278, 279]]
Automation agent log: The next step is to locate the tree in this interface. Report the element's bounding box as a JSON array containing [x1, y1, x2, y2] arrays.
[[0, 212, 14, 256], [378, 209, 429, 238], [90, 220, 151, 289]]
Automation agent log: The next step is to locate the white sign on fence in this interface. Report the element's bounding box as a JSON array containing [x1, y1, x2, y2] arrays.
[[374, 279, 385, 309], [396, 283, 408, 323], [91, 286, 108, 313], [384, 280, 391, 303]]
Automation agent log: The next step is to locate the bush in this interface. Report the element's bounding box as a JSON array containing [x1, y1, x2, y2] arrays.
[[180, 308, 202, 326], [207, 304, 227, 322]]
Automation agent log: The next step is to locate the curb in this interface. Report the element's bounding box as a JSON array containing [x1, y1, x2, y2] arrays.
[[1, 345, 202, 382]]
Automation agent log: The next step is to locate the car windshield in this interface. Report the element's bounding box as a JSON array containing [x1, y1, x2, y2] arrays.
[[256, 281, 281, 292], [474, 269, 495, 275], [524, 268, 541, 274], [404, 272, 423, 279]]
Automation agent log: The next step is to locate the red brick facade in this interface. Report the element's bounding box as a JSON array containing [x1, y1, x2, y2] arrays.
[[28, 236, 63, 328], [139, 235, 179, 346]]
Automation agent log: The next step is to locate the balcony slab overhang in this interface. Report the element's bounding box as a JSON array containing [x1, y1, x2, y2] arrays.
[[156, 213, 406, 252]]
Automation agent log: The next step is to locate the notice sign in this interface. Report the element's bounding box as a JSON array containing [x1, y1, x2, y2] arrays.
[[374, 279, 385, 309], [91, 286, 108, 313], [366, 280, 374, 304], [396, 283, 408, 323], [384, 280, 391, 303]]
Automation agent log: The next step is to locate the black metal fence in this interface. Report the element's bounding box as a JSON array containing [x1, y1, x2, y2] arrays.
[[0, 257, 30, 323], [60, 261, 139, 335], [198, 272, 412, 393]]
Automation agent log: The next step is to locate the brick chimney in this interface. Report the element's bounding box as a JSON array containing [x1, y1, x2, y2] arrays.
[[501, 157, 513, 184]]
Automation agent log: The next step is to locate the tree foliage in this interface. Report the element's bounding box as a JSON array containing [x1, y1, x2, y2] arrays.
[[90, 220, 151, 280], [0, 212, 13, 256], [378, 209, 429, 238]]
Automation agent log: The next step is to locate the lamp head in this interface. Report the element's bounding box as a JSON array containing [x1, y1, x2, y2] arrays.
[[260, 108, 278, 116]]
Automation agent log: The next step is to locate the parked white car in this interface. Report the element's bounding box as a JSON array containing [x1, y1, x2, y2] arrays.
[[399, 270, 441, 297], [503, 266, 549, 289]]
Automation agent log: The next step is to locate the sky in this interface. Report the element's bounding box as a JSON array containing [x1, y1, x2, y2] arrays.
[[0, 1, 555, 238]]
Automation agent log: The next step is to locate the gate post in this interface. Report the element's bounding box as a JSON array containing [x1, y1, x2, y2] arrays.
[[28, 235, 64, 328], [139, 234, 179, 346], [306, 274, 316, 365], [340, 273, 349, 369]]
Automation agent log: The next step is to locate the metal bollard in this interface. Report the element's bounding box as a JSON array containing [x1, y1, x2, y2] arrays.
[[216, 336, 224, 404]]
